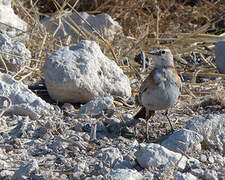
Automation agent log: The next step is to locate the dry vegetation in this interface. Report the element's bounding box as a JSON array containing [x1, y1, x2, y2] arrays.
[[10, 0, 225, 117]]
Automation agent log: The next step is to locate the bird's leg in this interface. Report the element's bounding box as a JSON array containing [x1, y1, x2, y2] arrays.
[[146, 109, 150, 141], [165, 110, 174, 132]]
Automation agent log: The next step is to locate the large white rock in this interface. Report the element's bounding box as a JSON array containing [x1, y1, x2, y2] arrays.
[[162, 129, 203, 153], [0, 73, 54, 119], [41, 12, 122, 42], [108, 169, 143, 180], [43, 40, 131, 103], [186, 114, 225, 153], [135, 143, 187, 170], [0, 32, 31, 72], [0, 0, 27, 32]]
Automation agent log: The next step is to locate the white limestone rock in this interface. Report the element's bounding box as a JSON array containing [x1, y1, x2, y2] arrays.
[[43, 40, 131, 103], [162, 129, 203, 153], [108, 169, 143, 180], [186, 114, 225, 152], [0, 0, 27, 32], [135, 143, 187, 170], [173, 171, 197, 180], [79, 96, 114, 115], [0, 73, 54, 119], [41, 12, 122, 42], [0, 32, 31, 72], [96, 147, 123, 168]]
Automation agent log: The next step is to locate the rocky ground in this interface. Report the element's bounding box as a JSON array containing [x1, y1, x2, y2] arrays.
[[0, 40, 225, 179]]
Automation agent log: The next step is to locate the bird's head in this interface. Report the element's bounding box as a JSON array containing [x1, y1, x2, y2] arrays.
[[149, 48, 174, 67]]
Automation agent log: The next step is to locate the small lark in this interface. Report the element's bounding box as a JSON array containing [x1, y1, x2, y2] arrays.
[[134, 47, 182, 139]]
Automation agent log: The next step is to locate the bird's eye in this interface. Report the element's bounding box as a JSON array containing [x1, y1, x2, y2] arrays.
[[161, 50, 165, 54]]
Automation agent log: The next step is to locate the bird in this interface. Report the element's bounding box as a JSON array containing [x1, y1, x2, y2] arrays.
[[134, 46, 182, 140]]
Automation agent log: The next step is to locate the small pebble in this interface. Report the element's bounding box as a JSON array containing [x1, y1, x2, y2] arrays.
[[122, 113, 133, 121], [200, 154, 207, 162], [208, 156, 215, 164]]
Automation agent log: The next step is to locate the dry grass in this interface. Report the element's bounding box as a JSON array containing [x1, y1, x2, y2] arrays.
[[7, 0, 225, 113]]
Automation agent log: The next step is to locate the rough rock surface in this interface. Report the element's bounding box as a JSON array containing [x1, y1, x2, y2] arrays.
[[96, 147, 123, 168], [44, 40, 131, 103], [42, 12, 122, 42], [0, 72, 54, 119], [215, 39, 225, 74], [1, 93, 225, 179], [0, 0, 27, 31], [173, 171, 197, 180], [135, 143, 187, 170], [186, 114, 225, 152], [108, 169, 143, 180], [0, 32, 31, 72], [162, 129, 203, 153], [11, 160, 40, 180], [79, 96, 114, 115]]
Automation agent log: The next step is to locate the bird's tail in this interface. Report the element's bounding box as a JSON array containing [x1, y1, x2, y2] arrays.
[[135, 94, 145, 106], [133, 107, 155, 119]]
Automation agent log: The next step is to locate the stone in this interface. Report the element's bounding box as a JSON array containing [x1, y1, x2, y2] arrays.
[[186, 114, 225, 152], [105, 117, 121, 136], [41, 12, 122, 42], [213, 154, 225, 165], [143, 172, 154, 180], [0, 170, 13, 179], [200, 154, 207, 162], [208, 156, 215, 164], [215, 39, 225, 74], [74, 161, 89, 173], [162, 129, 203, 153], [79, 96, 114, 115], [135, 143, 187, 170], [44, 40, 131, 103], [0, 32, 31, 72], [204, 169, 218, 180], [11, 160, 39, 180], [0, 73, 54, 119], [218, 168, 225, 180], [96, 175, 105, 180], [186, 158, 201, 169], [108, 169, 143, 180], [0, 0, 27, 32], [72, 123, 83, 132], [122, 113, 133, 121], [190, 169, 204, 178], [113, 159, 133, 169], [9, 116, 29, 137], [96, 147, 123, 168], [173, 171, 197, 180]]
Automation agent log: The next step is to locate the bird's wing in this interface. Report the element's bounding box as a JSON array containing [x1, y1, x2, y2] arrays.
[[168, 67, 182, 89], [139, 69, 161, 94]]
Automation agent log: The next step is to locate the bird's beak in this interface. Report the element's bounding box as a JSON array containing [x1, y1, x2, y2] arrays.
[[149, 50, 161, 56]]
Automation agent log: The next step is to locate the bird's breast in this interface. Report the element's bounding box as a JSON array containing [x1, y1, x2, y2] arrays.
[[141, 68, 180, 110], [141, 84, 179, 110]]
